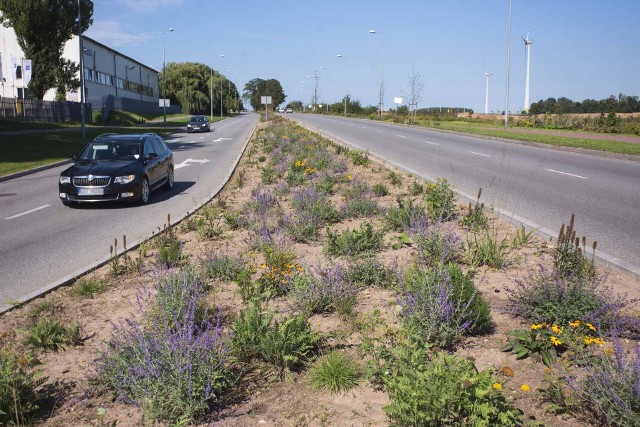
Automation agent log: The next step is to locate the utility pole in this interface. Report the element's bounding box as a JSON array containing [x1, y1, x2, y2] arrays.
[[312, 71, 319, 112], [78, 0, 85, 138]]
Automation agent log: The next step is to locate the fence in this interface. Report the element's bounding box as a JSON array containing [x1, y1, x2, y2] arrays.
[[0, 97, 90, 122]]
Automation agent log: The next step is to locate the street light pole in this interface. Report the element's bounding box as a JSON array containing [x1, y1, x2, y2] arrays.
[[162, 27, 174, 127], [337, 54, 348, 116], [369, 30, 384, 119], [210, 66, 213, 120], [77, 0, 85, 138], [218, 55, 224, 117], [504, 0, 512, 128]]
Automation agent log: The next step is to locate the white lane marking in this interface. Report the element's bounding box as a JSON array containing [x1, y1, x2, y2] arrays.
[[175, 158, 211, 169], [396, 134, 406, 138], [212, 137, 232, 142], [6, 204, 50, 220], [424, 140, 439, 146], [545, 168, 588, 180], [469, 151, 490, 157], [361, 126, 367, 129], [376, 130, 384, 133]]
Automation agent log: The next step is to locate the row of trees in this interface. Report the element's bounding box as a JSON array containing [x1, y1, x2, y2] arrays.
[[0, 0, 94, 100], [162, 62, 241, 115], [529, 93, 640, 115]]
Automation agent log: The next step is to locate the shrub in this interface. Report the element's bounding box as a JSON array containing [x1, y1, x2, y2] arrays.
[[398, 263, 493, 348], [309, 350, 361, 394], [341, 180, 378, 218], [291, 186, 340, 224], [290, 264, 358, 316], [232, 305, 319, 377], [201, 252, 250, 284], [465, 228, 511, 269], [566, 335, 640, 426], [383, 346, 522, 426], [324, 223, 385, 257], [70, 277, 110, 298], [408, 180, 424, 196], [315, 172, 337, 195], [22, 317, 82, 351], [372, 183, 389, 197], [0, 350, 47, 426], [425, 178, 456, 221], [343, 256, 398, 289], [282, 211, 321, 242], [260, 314, 319, 377], [553, 214, 596, 282], [261, 166, 278, 184], [223, 210, 242, 230], [407, 215, 461, 267], [387, 171, 403, 187], [347, 149, 370, 166], [504, 266, 639, 335], [383, 197, 427, 232], [459, 188, 488, 231], [96, 270, 231, 425]]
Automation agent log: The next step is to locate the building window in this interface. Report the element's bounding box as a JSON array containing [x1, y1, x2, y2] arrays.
[[16, 65, 22, 79], [17, 87, 30, 98]]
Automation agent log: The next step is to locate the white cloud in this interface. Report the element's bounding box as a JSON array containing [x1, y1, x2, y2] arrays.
[[85, 21, 155, 47], [113, 0, 185, 12]]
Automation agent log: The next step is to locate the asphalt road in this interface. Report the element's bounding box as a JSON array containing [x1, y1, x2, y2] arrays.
[[289, 113, 640, 275], [0, 113, 258, 311]]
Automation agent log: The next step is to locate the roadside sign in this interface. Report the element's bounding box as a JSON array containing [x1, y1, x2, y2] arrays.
[[393, 97, 403, 104], [159, 99, 170, 107], [261, 96, 272, 105]]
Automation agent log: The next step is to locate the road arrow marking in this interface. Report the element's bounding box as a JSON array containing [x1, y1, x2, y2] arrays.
[[175, 158, 211, 169]]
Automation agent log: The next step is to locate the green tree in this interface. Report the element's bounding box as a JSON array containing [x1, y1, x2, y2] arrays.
[[243, 78, 286, 111], [0, 0, 94, 100]]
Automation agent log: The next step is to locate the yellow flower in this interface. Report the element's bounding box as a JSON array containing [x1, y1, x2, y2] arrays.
[[520, 384, 531, 392], [492, 383, 502, 391], [551, 325, 562, 335], [550, 336, 562, 346], [259, 263, 267, 269], [531, 324, 544, 330], [296, 265, 304, 271], [569, 320, 581, 327], [347, 174, 353, 181], [586, 323, 597, 332]]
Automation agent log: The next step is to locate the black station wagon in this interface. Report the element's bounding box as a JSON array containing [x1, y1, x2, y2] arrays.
[[58, 133, 174, 206]]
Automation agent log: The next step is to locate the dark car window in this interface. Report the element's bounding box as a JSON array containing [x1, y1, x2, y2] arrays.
[[80, 141, 141, 161], [144, 140, 156, 157], [157, 139, 169, 153], [151, 139, 164, 155]]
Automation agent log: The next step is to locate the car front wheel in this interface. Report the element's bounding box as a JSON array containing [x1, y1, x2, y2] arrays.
[[163, 167, 174, 190], [139, 177, 150, 204]]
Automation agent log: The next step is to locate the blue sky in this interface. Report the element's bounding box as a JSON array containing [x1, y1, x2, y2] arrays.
[[87, 0, 640, 112]]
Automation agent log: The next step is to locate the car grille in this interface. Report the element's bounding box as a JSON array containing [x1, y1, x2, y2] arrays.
[[73, 176, 111, 187]]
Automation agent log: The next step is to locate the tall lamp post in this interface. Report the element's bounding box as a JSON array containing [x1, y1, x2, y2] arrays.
[[504, 0, 512, 128], [219, 55, 224, 117], [77, 0, 86, 138], [369, 29, 384, 119], [162, 27, 174, 127], [337, 54, 348, 116]]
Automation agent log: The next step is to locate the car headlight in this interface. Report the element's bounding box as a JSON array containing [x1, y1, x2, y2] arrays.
[[59, 176, 71, 184], [114, 175, 135, 184]]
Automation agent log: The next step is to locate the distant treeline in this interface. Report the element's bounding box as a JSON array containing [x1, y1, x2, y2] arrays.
[[529, 94, 639, 114]]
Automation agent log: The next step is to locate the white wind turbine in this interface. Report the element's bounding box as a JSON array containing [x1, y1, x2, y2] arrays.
[[484, 62, 493, 114], [523, 30, 533, 112]]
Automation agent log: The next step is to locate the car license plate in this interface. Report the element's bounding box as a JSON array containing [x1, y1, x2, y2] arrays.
[[78, 188, 104, 196]]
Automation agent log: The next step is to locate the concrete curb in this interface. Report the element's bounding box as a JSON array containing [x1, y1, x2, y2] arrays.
[[1, 120, 258, 315], [294, 119, 640, 279]]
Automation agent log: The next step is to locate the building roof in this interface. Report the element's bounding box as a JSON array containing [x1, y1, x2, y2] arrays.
[[81, 35, 159, 74]]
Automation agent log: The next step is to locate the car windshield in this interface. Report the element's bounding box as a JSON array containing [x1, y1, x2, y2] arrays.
[[79, 141, 140, 161], [190, 116, 205, 122]]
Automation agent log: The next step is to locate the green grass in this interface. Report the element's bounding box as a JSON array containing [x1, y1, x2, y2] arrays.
[[411, 119, 640, 156], [0, 126, 174, 176]]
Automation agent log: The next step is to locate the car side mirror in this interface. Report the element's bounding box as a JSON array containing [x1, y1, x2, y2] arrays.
[[72, 154, 78, 162], [145, 152, 158, 161]]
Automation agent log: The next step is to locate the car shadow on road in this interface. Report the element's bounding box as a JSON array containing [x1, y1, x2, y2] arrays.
[[66, 180, 196, 209]]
